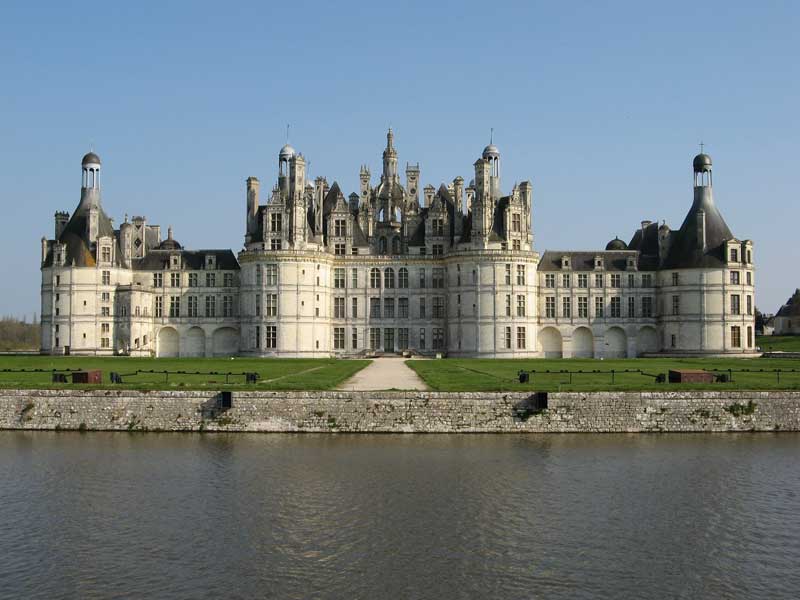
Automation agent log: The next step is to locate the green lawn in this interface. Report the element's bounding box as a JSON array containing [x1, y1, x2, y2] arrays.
[[407, 357, 800, 392], [0, 356, 369, 391], [757, 336, 800, 352]]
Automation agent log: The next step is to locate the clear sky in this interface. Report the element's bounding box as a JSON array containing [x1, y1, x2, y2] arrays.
[[1, 1, 797, 319]]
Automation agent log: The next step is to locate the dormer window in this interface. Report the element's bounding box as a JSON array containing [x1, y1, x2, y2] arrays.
[[206, 255, 215, 269], [594, 256, 604, 269], [626, 256, 636, 269], [561, 256, 570, 269], [730, 248, 739, 263], [100, 246, 111, 263], [170, 255, 180, 269]]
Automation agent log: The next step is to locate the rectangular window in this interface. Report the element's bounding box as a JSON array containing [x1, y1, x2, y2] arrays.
[[562, 274, 571, 288], [224, 273, 234, 287], [270, 238, 281, 251], [432, 268, 445, 288], [399, 268, 408, 288], [101, 292, 110, 302], [351, 297, 358, 318], [512, 213, 521, 232], [730, 248, 739, 262], [517, 295, 526, 317], [101, 337, 110, 348], [223, 295, 233, 317], [334, 268, 346, 288], [672, 272, 679, 286], [747, 326, 753, 348], [270, 213, 282, 232], [746, 271, 752, 286], [351, 268, 358, 288], [384, 328, 395, 351], [334, 327, 345, 350], [571, 274, 585, 289], [628, 273, 635, 288], [432, 328, 444, 350], [433, 296, 445, 318], [419, 297, 426, 318], [672, 295, 680, 315], [730, 271, 740, 285], [266, 325, 277, 349], [432, 244, 444, 256], [594, 273, 603, 288], [384, 298, 395, 318], [262, 293, 275, 317], [398, 297, 409, 318], [255, 326, 261, 349], [642, 296, 653, 318], [369, 328, 381, 350], [352, 328, 358, 350], [370, 297, 381, 318], [187, 296, 198, 317], [641, 273, 653, 287], [730, 294, 740, 315], [206, 273, 216, 287], [505, 326, 512, 349], [206, 296, 216, 317], [101, 323, 110, 333], [578, 296, 588, 318], [516, 327, 526, 349], [101, 247, 111, 263], [610, 297, 621, 318], [628, 296, 635, 318], [100, 307, 110, 317], [610, 274, 621, 288], [266, 265, 278, 285], [102, 271, 111, 285], [419, 328, 426, 350], [255, 294, 261, 317], [747, 295, 752, 315], [334, 243, 346, 255], [505, 294, 512, 317], [513, 239, 521, 251], [155, 296, 163, 317], [562, 296, 571, 318], [517, 265, 526, 285], [334, 219, 346, 237], [671, 334, 677, 348], [595, 297, 604, 318], [169, 272, 180, 287], [189, 273, 198, 287], [370, 269, 381, 288], [398, 328, 409, 350], [432, 218, 445, 236], [505, 264, 512, 285], [731, 326, 741, 348], [419, 269, 426, 289], [545, 296, 555, 318], [169, 296, 180, 318]]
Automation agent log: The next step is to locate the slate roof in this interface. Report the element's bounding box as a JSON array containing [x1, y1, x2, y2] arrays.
[[131, 249, 240, 271], [777, 289, 800, 318], [538, 250, 653, 272], [662, 189, 733, 269]]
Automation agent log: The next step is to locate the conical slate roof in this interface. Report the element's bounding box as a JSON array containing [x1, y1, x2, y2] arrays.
[[663, 186, 733, 269]]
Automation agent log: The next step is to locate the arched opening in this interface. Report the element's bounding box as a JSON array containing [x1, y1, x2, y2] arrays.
[[538, 327, 563, 358], [572, 327, 594, 358], [384, 268, 395, 288], [637, 326, 659, 356], [392, 236, 401, 255], [156, 327, 179, 358], [604, 327, 627, 358], [184, 327, 206, 357], [212, 327, 239, 357], [379, 236, 387, 254]]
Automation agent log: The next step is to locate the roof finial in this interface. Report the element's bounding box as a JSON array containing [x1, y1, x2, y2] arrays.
[[167, 226, 173, 240], [699, 140, 705, 153]]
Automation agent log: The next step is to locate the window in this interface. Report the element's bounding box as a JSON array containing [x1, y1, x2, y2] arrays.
[[334, 268, 346, 289], [351, 297, 358, 318], [562, 297, 571, 318], [505, 295, 512, 317], [370, 298, 381, 318], [206, 273, 216, 287], [747, 295, 752, 315], [578, 274, 588, 288], [334, 327, 345, 349], [102, 271, 111, 285], [671, 334, 677, 348], [517, 295, 526, 317], [379, 237, 387, 254], [384, 298, 395, 318], [334, 219, 346, 237], [594, 273, 603, 288], [610, 297, 621, 318], [672, 295, 680, 315], [255, 326, 261, 349], [334, 243, 346, 255], [671, 272, 679, 286], [170, 272, 180, 287], [433, 297, 445, 318], [101, 292, 110, 302], [505, 327, 512, 349], [432, 244, 444, 256], [730, 248, 739, 262], [101, 323, 110, 333], [505, 264, 512, 285], [545, 296, 556, 318], [266, 294, 277, 317], [352, 329, 358, 349], [610, 274, 621, 288], [419, 298, 426, 318], [432, 268, 445, 288], [432, 328, 444, 350], [223, 295, 234, 317], [747, 326, 753, 348], [100, 247, 111, 263], [562, 274, 571, 288], [351, 268, 358, 288], [419, 247, 426, 256], [641, 273, 653, 287], [516, 327, 526, 349], [731, 271, 740, 285], [398, 328, 409, 350], [370, 268, 381, 288], [731, 326, 741, 348], [746, 271, 752, 286], [370, 328, 381, 350], [384, 268, 395, 288], [266, 265, 278, 285], [730, 294, 740, 315], [189, 273, 198, 287], [578, 296, 588, 318], [187, 296, 198, 317], [628, 297, 635, 318], [351, 247, 359, 256], [512, 213, 521, 232], [255, 294, 261, 316], [746, 249, 752, 263], [224, 273, 234, 287], [419, 328, 426, 350], [270, 238, 281, 251], [516, 265, 526, 285], [384, 328, 395, 350], [266, 325, 277, 349], [642, 296, 653, 318], [513, 240, 521, 251], [169, 296, 180, 318], [595, 297, 604, 318], [399, 268, 408, 288], [432, 218, 444, 236], [155, 297, 163, 317], [398, 297, 409, 318], [419, 269, 426, 288], [206, 295, 216, 317], [472, 269, 477, 284], [627, 274, 635, 288], [270, 213, 282, 232], [56, 276, 60, 286], [101, 337, 110, 348]]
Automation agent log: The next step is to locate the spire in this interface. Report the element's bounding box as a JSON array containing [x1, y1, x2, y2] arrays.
[[387, 127, 394, 151]]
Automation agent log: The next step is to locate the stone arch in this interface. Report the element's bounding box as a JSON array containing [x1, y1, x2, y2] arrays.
[[212, 327, 239, 357], [572, 326, 594, 358], [538, 327, 563, 358], [604, 326, 627, 358], [637, 326, 659, 356], [184, 326, 206, 357], [156, 327, 179, 358]]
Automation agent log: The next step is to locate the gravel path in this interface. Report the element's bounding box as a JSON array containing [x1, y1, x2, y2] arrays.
[[338, 357, 429, 391]]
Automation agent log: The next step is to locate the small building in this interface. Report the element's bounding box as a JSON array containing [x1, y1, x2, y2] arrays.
[[774, 290, 800, 335]]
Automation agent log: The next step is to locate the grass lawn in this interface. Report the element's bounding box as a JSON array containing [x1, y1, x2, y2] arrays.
[[0, 356, 370, 391], [407, 357, 800, 392], [757, 336, 800, 352]]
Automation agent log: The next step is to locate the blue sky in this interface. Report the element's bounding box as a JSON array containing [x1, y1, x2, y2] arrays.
[[1, 1, 797, 318]]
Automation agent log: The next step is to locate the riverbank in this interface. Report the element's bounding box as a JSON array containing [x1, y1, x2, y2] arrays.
[[2, 389, 800, 433]]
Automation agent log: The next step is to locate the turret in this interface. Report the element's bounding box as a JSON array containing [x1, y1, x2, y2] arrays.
[[54, 211, 69, 239], [423, 184, 435, 209], [382, 128, 398, 182]]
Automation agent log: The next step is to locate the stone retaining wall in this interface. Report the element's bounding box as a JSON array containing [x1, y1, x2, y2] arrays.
[[2, 389, 800, 433]]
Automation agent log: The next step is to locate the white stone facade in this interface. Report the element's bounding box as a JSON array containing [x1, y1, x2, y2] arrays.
[[40, 137, 756, 358]]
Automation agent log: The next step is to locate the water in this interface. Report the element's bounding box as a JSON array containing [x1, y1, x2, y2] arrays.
[[1, 433, 799, 599]]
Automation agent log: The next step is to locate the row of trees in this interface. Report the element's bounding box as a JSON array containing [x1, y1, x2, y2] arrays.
[[0, 317, 40, 351]]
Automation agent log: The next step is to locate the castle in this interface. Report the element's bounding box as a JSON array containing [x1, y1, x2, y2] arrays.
[[40, 131, 757, 358]]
